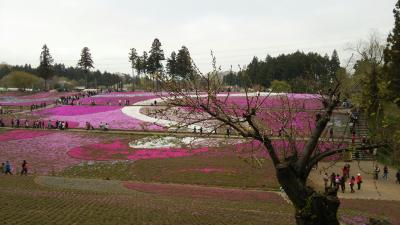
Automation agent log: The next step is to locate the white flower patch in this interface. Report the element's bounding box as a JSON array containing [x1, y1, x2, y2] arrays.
[[129, 136, 207, 149], [129, 136, 244, 149]]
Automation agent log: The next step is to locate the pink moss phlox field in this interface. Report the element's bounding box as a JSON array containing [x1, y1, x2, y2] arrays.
[[35, 105, 121, 116], [38, 107, 164, 130], [67, 140, 210, 161], [233, 140, 346, 160], [0, 130, 52, 141], [219, 94, 323, 110], [123, 182, 285, 203], [0, 131, 100, 174], [79, 92, 158, 105]]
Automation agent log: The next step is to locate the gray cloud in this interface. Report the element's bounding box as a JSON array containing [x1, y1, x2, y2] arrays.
[[0, 0, 396, 74]]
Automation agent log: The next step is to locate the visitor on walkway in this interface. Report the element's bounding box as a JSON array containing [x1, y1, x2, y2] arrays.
[[383, 166, 389, 180], [329, 127, 334, 141], [347, 164, 351, 178], [20, 160, 28, 175], [335, 174, 341, 190], [374, 166, 380, 180], [323, 173, 329, 189], [340, 176, 346, 193], [396, 170, 400, 184], [356, 173, 362, 190], [330, 172, 336, 187], [226, 127, 231, 137], [1, 162, 4, 174], [4, 161, 12, 175], [342, 165, 349, 179], [199, 127, 203, 135], [349, 176, 355, 193]]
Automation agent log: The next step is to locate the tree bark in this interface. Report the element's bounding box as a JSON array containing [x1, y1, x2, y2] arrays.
[[276, 163, 340, 225]]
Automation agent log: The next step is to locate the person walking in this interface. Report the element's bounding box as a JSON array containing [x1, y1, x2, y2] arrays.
[[349, 176, 355, 193], [20, 160, 28, 175], [323, 173, 329, 190], [342, 165, 348, 179], [335, 174, 341, 190], [4, 161, 12, 175], [1, 162, 4, 174], [356, 173, 363, 190], [340, 176, 346, 193], [396, 170, 400, 184], [383, 166, 389, 180], [374, 166, 380, 180], [330, 172, 336, 187]]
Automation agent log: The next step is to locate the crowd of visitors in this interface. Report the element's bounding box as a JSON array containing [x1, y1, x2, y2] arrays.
[[323, 164, 363, 193], [0, 160, 29, 175], [374, 165, 392, 180], [56, 92, 96, 105], [30, 102, 47, 111], [323, 163, 400, 194], [0, 118, 71, 130]]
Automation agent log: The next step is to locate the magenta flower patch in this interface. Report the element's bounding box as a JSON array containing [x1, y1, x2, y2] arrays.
[[79, 92, 158, 105], [35, 105, 121, 116], [37, 107, 164, 130]]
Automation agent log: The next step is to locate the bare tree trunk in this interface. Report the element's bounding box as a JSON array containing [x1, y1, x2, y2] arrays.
[[132, 68, 135, 91], [276, 163, 340, 225], [85, 72, 88, 89]]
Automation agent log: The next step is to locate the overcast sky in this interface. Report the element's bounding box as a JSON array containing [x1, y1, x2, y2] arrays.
[[0, 0, 397, 74]]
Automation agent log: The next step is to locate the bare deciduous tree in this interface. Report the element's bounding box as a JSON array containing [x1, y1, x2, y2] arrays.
[[151, 54, 384, 225]]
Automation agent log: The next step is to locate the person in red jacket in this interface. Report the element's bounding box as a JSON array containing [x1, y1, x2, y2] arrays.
[[355, 173, 362, 190]]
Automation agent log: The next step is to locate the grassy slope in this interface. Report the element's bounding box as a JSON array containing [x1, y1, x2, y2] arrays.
[[59, 155, 280, 190], [0, 176, 294, 225]]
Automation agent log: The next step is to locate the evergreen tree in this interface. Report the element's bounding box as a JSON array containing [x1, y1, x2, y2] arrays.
[[129, 48, 138, 90], [147, 38, 165, 74], [384, 0, 400, 106], [176, 46, 194, 80], [330, 50, 340, 72], [77, 47, 94, 88], [166, 51, 178, 78], [141, 51, 148, 75], [326, 50, 340, 85], [38, 44, 54, 90]]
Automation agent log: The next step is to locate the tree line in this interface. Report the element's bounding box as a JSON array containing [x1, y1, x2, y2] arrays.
[[0, 46, 125, 90], [223, 50, 341, 93]]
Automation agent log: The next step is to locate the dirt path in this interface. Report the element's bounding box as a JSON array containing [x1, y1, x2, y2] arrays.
[[309, 161, 400, 201]]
